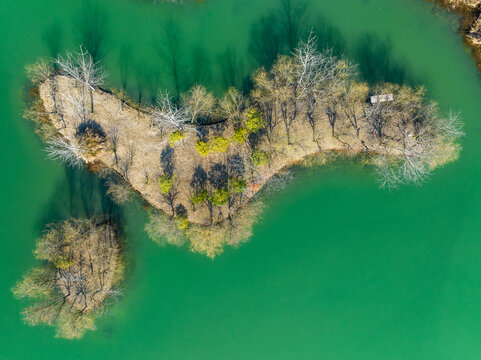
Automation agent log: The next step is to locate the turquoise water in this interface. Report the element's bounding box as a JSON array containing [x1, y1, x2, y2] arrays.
[[1, 0, 481, 359]]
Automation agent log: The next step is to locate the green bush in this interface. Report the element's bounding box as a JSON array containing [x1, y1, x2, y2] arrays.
[[232, 127, 248, 143], [210, 136, 231, 153], [53, 254, 74, 269], [251, 150, 269, 167], [228, 178, 247, 194], [175, 216, 190, 230], [196, 140, 210, 156], [245, 108, 265, 133], [209, 188, 229, 206], [169, 131, 184, 146], [191, 189, 208, 205], [158, 175, 174, 194]]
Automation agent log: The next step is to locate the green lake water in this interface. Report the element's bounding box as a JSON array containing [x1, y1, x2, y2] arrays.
[[1, 0, 481, 358]]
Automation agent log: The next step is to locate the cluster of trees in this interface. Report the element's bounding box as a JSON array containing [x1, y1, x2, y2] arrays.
[[12, 219, 122, 339]]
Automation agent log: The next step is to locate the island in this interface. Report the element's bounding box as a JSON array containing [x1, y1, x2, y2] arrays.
[[24, 34, 463, 258], [12, 219, 123, 339]]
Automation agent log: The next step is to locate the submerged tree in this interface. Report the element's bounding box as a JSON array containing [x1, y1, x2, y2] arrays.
[[12, 219, 123, 339]]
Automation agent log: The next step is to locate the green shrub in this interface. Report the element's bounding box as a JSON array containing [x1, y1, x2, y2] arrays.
[[209, 188, 229, 206], [196, 140, 210, 156], [191, 189, 208, 205], [232, 127, 248, 143], [53, 254, 74, 269], [175, 216, 190, 230], [251, 150, 269, 167], [210, 136, 231, 153], [245, 108, 265, 133], [228, 178, 247, 194], [169, 131, 184, 146], [158, 175, 174, 194]]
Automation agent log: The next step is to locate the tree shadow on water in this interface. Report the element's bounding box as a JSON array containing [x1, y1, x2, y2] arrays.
[[249, 0, 309, 68], [155, 18, 185, 99], [42, 22, 63, 58], [37, 166, 123, 232], [312, 17, 346, 56], [352, 34, 415, 85], [74, 0, 109, 61], [119, 44, 132, 95], [218, 47, 244, 90], [187, 46, 212, 89]]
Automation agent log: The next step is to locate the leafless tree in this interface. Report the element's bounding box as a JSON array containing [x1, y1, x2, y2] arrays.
[[251, 69, 279, 143], [108, 124, 119, 165], [264, 169, 294, 193], [149, 91, 187, 135], [294, 33, 339, 139], [127, 141, 136, 165], [272, 56, 299, 145], [119, 157, 130, 179], [61, 83, 89, 126], [376, 126, 437, 188], [436, 111, 464, 139], [45, 136, 84, 167], [182, 85, 216, 124], [55, 46, 107, 113], [365, 102, 390, 143]]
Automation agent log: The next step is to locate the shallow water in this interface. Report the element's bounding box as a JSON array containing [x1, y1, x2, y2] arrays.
[[1, 0, 481, 359]]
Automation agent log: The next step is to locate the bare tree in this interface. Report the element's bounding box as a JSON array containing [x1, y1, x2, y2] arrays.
[[365, 102, 390, 143], [108, 124, 119, 165], [251, 68, 279, 143], [45, 137, 84, 167], [55, 46, 107, 113], [375, 126, 437, 188], [264, 169, 294, 193], [149, 90, 187, 135], [182, 85, 216, 124], [342, 82, 369, 137], [436, 111, 464, 139], [272, 56, 298, 144], [61, 83, 89, 126], [294, 33, 339, 140], [127, 141, 136, 165]]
